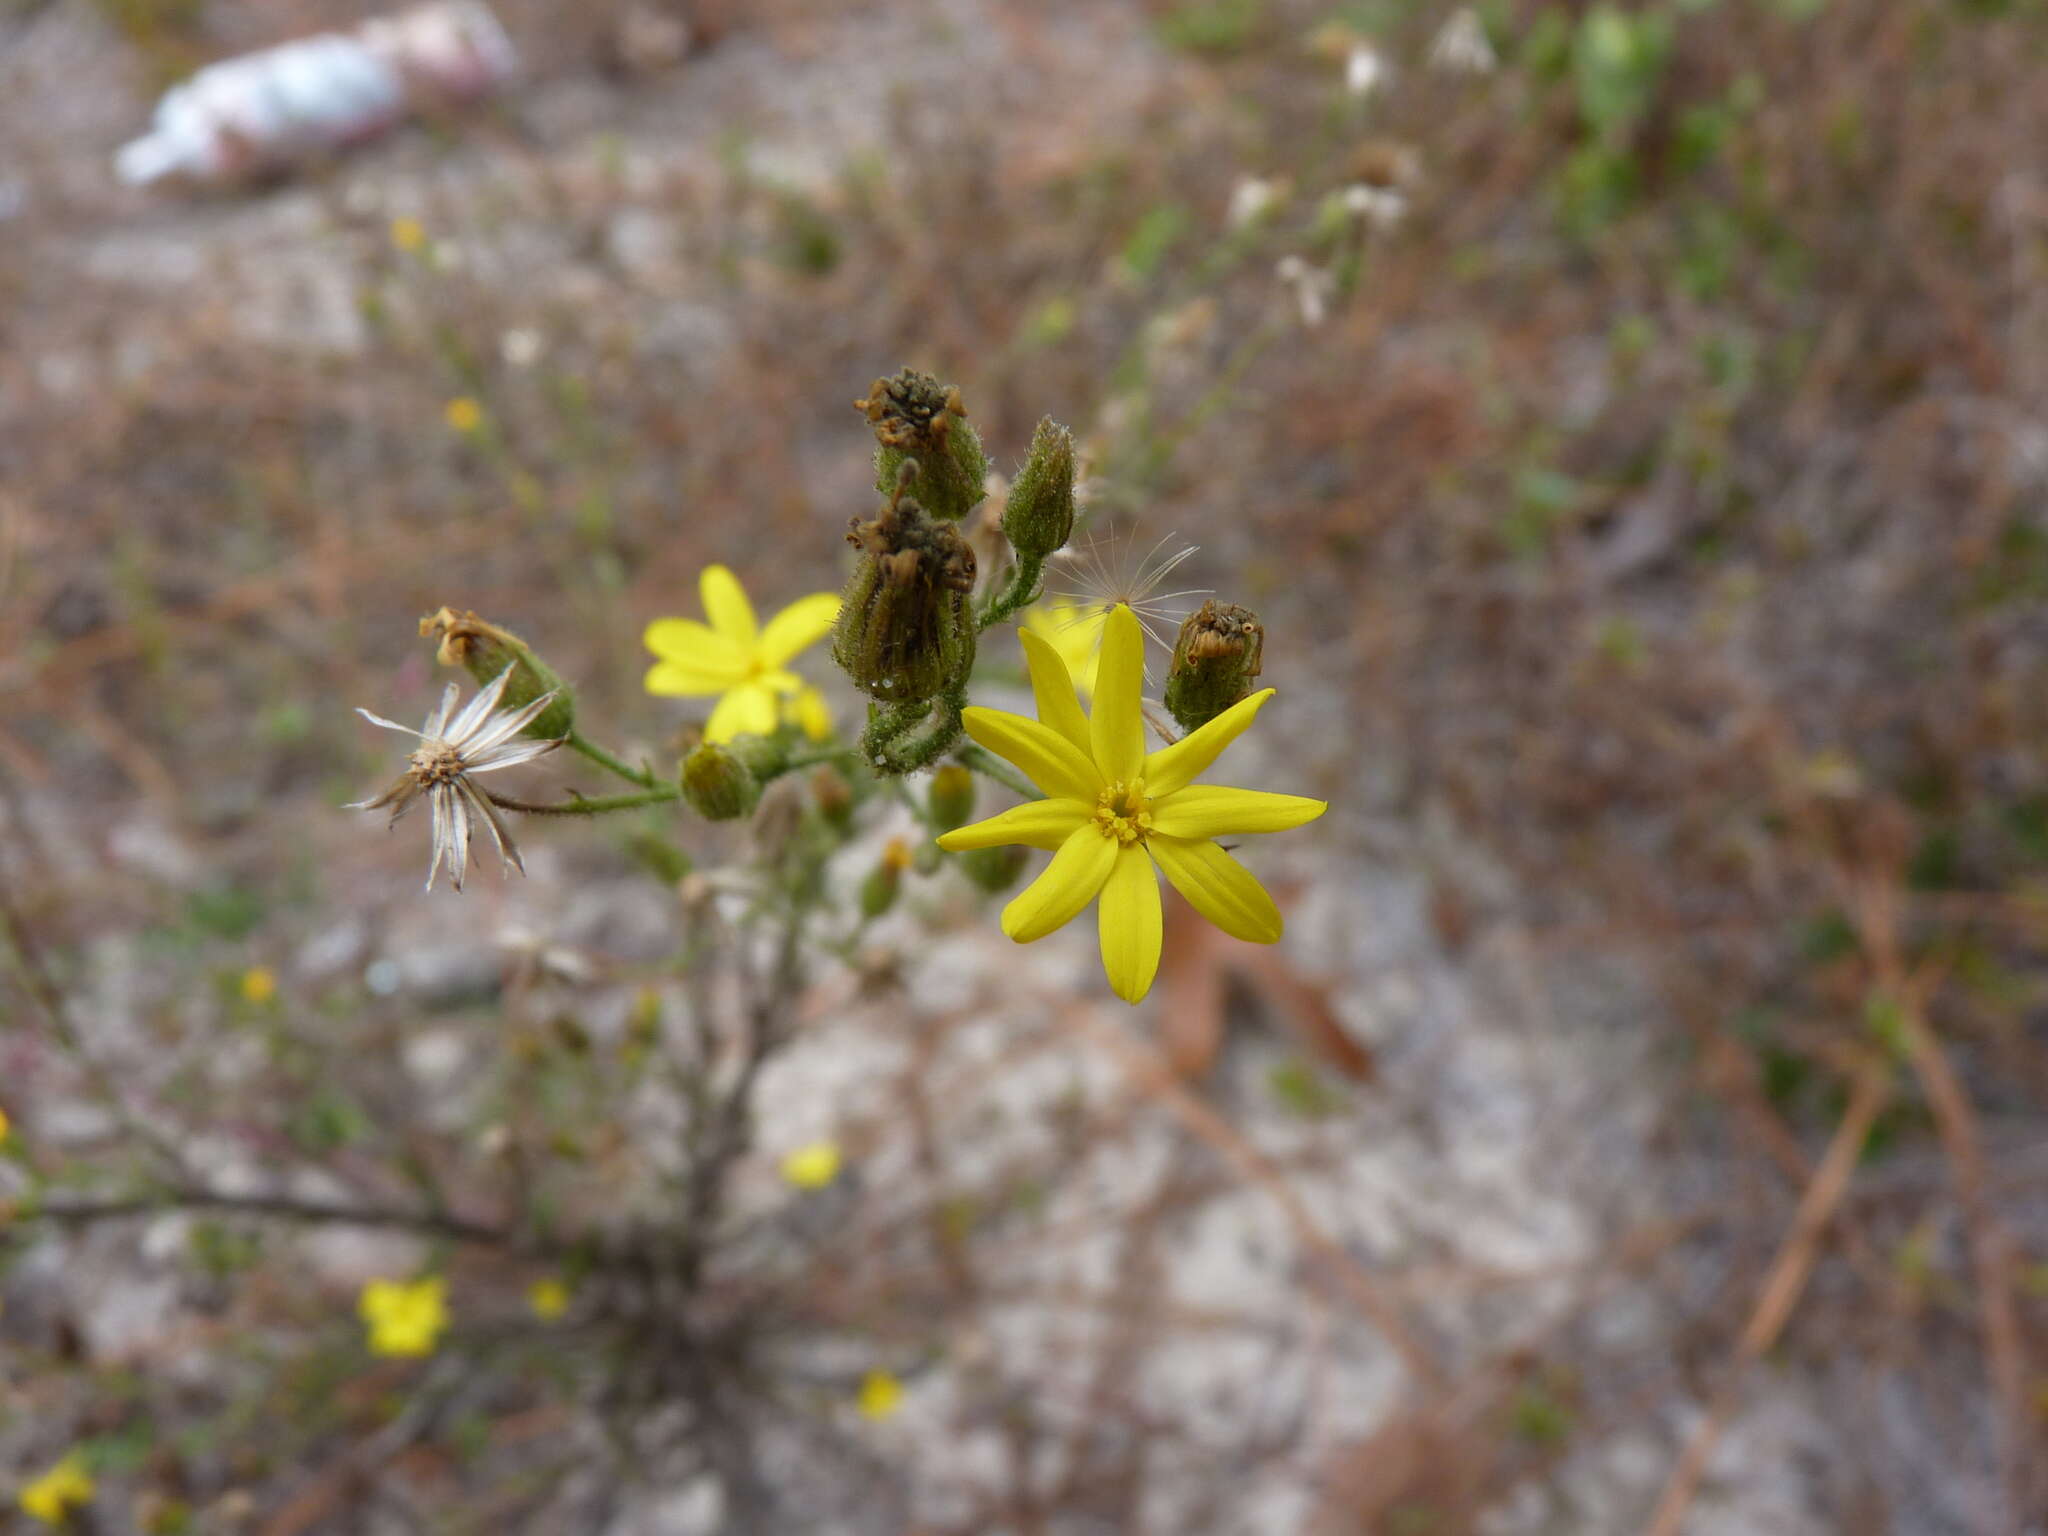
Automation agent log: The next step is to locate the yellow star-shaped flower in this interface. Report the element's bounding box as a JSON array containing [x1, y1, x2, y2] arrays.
[[528, 1277, 571, 1321], [938, 604, 1326, 1003], [1021, 600, 1106, 700], [18, 1452, 94, 1527], [780, 1139, 843, 1190], [644, 566, 840, 743], [359, 1276, 449, 1359]]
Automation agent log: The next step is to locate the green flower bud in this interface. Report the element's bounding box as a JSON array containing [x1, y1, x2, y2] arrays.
[[928, 762, 975, 832], [421, 607, 576, 740], [855, 368, 989, 522], [860, 838, 913, 918], [810, 765, 856, 831], [833, 478, 978, 705], [1164, 601, 1265, 734], [680, 742, 761, 821], [960, 843, 1029, 894], [1001, 417, 1076, 562]]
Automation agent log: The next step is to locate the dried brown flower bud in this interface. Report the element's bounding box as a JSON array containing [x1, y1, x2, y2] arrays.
[[421, 607, 575, 740], [1165, 600, 1265, 733], [854, 367, 989, 521], [833, 475, 978, 705]]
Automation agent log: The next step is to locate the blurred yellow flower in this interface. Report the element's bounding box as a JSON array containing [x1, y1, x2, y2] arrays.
[[856, 1370, 904, 1421], [1022, 600, 1106, 700], [780, 1140, 842, 1190], [644, 567, 839, 744], [444, 397, 484, 434], [528, 1277, 571, 1321], [0, 1106, 11, 1141], [786, 684, 834, 743], [938, 605, 1326, 1003], [19, 1452, 94, 1527], [359, 1276, 449, 1358], [239, 966, 276, 1004], [390, 216, 426, 253]]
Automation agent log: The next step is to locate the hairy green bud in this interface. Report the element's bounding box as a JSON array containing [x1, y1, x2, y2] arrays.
[[833, 477, 978, 705], [960, 844, 1029, 894], [928, 762, 975, 832], [1164, 601, 1265, 734], [420, 607, 575, 740], [855, 368, 989, 522], [680, 743, 761, 821], [1001, 417, 1076, 562]]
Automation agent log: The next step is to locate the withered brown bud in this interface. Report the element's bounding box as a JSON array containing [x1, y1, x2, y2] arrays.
[[833, 472, 978, 705], [1165, 600, 1264, 733], [420, 607, 575, 740], [854, 367, 989, 522]]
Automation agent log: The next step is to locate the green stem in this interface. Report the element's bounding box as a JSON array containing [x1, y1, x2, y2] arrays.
[[567, 732, 657, 788], [978, 549, 1046, 631], [779, 745, 860, 774], [958, 744, 1042, 801], [487, 787, 678, 817]]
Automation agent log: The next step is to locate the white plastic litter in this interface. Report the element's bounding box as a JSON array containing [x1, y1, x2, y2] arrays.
[[115, 1, 519, 188]]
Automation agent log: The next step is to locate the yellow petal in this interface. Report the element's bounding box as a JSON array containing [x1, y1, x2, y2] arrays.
[[961, 706, 1102, 802], [1089, 604, 1147, 785], [1142, 689, 1275, 798], [1148, 835, 1283, 943], [705, 684, 779, 742], [646, 659, 743, 696], [758, 592, 841, 667], [1002, 824, 1117, 942], [937, 798, 1092, 852], [1098, 844, 1163, 1003], [1148, 784, 1327, 839], [789, 685, 834, 742], [644, 618, 749, 678], [1024, 601, 1104, 699], [700, 565, 758, 647], [1018, 628, 1091, 752]]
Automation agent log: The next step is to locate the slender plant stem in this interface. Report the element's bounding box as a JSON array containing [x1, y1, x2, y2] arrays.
[[978, 549, 1045, 630], [958, 744, 1042, 802], [0, 890, 189, 1177], [29, 1190, 558, 1256], [567, 732, 657, 789], [486, 787, 678, 817], [779, 745, 860, 774]]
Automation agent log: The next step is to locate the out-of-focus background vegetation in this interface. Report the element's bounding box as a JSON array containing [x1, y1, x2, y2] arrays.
[[4, 0, 2048, 1530]]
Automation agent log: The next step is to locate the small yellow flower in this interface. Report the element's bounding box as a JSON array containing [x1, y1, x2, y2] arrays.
[[390, 216, 427, 253], [0, 1106, 11, 1142], [786, 683, 834, 743], [938, 605, 1326, 1004], [528, 1277, 571, 1321], [857, 1369, 904, 1421], [239, 966, 276, 1005], [444, 396, 484, 434], [1022, 600, 1106, 700], [359, 1276, 449, 1358], [780, 1140, 842, 1190], [19, 1452, 94, 1527], [644, 567, 839, 744]]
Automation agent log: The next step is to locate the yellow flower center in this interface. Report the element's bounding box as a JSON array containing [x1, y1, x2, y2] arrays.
[[1092, 778, 1153, 845]]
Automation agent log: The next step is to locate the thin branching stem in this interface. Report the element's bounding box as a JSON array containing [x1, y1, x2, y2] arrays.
[[566, 731, 659, 789], [958, 744, 1041, 801], [486, 786, 679, 817]]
